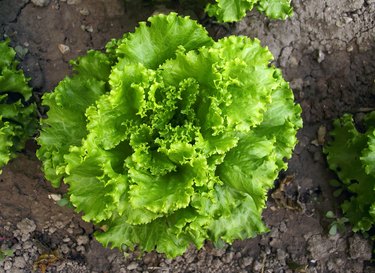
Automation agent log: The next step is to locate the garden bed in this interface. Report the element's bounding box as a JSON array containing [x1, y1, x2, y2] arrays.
[[0, 0, 375, 272]]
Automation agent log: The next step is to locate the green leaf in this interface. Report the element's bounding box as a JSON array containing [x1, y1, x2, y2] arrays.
[[257, 0, 293, 20], [0, 39, 36, 173], [205, 0, 293, 22], [329, 224, 337, 236], [37, 51, 111, 186], [325, 211, 335, 219], [324, 113, 375, 233], [116, 12, 213, 69], [205, 0, 256, 22]]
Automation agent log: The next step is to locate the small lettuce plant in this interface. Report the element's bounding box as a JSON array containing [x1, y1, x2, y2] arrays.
[[0, 39, 35, 173], [325, 112, 375, 233], [37, 13, 302, 257], [205, 0, 293, 22]]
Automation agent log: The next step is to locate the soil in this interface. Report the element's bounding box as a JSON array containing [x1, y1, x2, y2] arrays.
[[0, 0, 375, 272]]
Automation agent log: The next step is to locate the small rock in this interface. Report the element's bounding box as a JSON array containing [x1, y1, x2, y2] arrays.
[[143, 252, 158, 265], [240, 257, 253, 268], [13, 256, 26, 269], [253, 260, 264, 271], [85, 25, 94, 33], [127, 262, 138, 271], [346, 45, 354, 52], [31, 0, 50, 7], [81, 25, 94, 33], [221, 252, 234, 264], [23, 241, 33, 249], [17, 218, 36, 235], [212, 258, 223, 269], [58, 44, 70, 54], [48, 193, 61, 201], [60, 244, 70, 254], [3, 260, 12, 270], [80, 8, 90, 16], [76, 245, 85, 253], [67, 0, 81, 4], [210, 248, 225, 257], [63, 237, 71, 243], [277, 249, 287, 262], [11, 244, 22, 251], [316, 49, 325, 63], [49, 226, 57, 234], [77, 235, 89, 246]]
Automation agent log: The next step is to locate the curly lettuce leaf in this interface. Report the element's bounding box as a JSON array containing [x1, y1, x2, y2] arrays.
[[205, 0, 293, 22], [0, 39, 36, 173], [37, 51, 111, 186], [38, 13, 301, 257], [257, 0, 293, 19], [205, 0, 256, 22], [324, 114, 375, 232]]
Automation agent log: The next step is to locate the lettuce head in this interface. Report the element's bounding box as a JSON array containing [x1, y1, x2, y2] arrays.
[[0, 39, 36, 173], [37, 13, 302, 257]]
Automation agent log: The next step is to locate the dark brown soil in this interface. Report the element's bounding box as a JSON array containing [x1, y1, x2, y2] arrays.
[[1, 0, 375, 272]]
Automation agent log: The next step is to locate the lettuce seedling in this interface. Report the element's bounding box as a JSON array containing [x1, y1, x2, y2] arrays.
[[37, 13, 302, 257], [0, 39, 36, 173], [206, 0, 293, 22], [325, 112, 375, 233]]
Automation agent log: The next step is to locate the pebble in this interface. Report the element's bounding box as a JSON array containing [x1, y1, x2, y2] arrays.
[[23, 241, 33, 249], [210, 248, 225, 257], [60, 244, 70, 254], [143, 253, 158, 265], [80, 8, 90, 16], [31, 0, 50, 7], [67, 0, 81, 4], [3, 261, 12, 270], [127, 262, 138, 270], [211, 258, 223, 269], [240, 257, 253, 268], [58, 44, 70, 54], [253, 260, 264, 271], [13, 256, 26, 268], [77, 235, 90, 246], [49, 226, 57, 234], [83, 25, 94, 33], [12, 244, 22, 250], [277, 249, 287, 263], [17, 218, 36, 235], [221, 252, 234, 264], [21, 234, 31, 242], [48, 193, 61, 201], [76, 245, 85, 253], [316, 49, 325, 63]]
